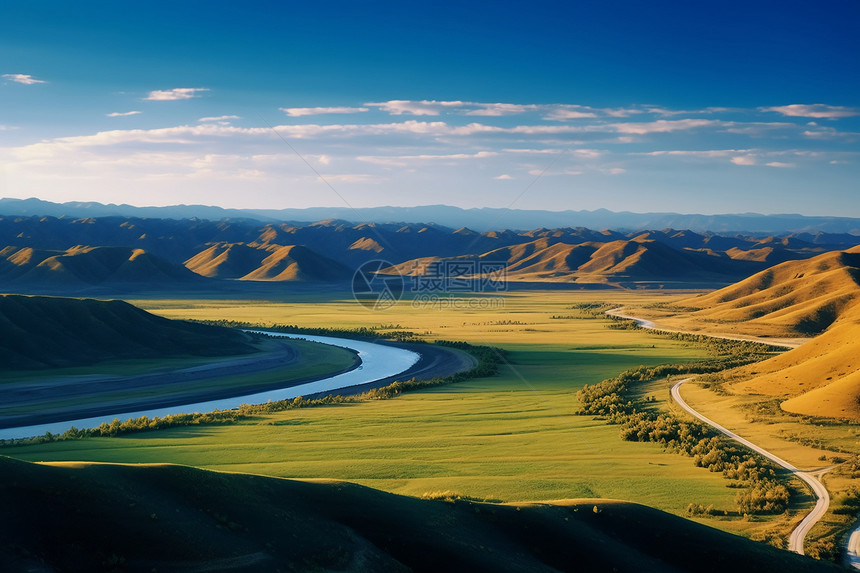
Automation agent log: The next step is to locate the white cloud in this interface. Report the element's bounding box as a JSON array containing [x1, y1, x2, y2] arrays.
[[144, 87, 209, 101], [646, 106, 735, 116], [106, 111, 142, 117], [761, 104, 859, 119], [503, 148, 562, 154], [731, 155, 757, 166], [280, 106, 368, 117], [357, 151, 497, 167], [465, 103, 537, 116], [766, 161, 795, 168], [543, 105, 599, 120], [528, 168, 583, 176], [571, 149, 602, 159], [607, 168, 626, 175], [494, 174, 513, 180], [638, 149, 752, 158], [601, 107, 646, 118], [319, 173, 380, 183], [611, 119, 720, 134], [199, 115, 240, 122], [2, 73, 46, 85], [365, 100, 465, 116]]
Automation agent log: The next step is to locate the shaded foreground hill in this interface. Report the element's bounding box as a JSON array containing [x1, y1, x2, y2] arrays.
[[0, 295, 256, 370], [639, 246, 860, 418], [0, 457, 839, 573]]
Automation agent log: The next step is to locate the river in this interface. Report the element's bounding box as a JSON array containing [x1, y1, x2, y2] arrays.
[[0, 332, 420, 440]]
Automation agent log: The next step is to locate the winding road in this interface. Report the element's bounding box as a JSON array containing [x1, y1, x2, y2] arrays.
[[671, 378, 831, 555], [610, 308, 832, 556]]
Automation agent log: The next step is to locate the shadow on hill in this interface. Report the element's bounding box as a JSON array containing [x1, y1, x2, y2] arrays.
[[0, 457, 840, 573], [0, 295, 256, 370]]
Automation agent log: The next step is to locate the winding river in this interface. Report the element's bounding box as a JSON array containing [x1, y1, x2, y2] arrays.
[[0, 332, 420, 441]]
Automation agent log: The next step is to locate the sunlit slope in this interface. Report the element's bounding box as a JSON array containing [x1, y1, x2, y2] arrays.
[[676, 247, 860, 336], [0, 294, 255, 370], [184, 242, 351, 281], [732, 302, 860, 418], [674, 246, 860, 418], [383, 238, 759, 283], [0, 457, 838, 573], [1, 245, 202, 287]]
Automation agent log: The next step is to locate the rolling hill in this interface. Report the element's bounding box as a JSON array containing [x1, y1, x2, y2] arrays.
[[0, 457, 839, 573], [184, 242, 352, 282], [383, 238, 764, 285], [1, 245, 203, 290], [672, 247, 860, 337], [0, 294, 256, 370], [657, 246, 860, 418]]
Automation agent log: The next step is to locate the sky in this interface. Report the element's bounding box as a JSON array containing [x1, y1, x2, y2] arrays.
[[1, 1, 858, 217]]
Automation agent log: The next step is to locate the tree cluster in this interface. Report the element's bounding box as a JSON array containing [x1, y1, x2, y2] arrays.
[[576, 361, 791, 515]]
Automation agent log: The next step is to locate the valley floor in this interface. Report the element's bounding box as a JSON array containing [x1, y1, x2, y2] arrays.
[[3, 289, 858, 559]]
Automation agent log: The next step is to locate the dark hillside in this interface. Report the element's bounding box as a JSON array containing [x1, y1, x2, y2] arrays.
[[0, 457, 840, 573], [0, 295, 255, 370]]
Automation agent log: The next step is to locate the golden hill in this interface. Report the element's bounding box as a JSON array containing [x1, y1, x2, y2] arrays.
[[183, 242, 267, 278], [185, 242, 351, 282], [2, 245, 200, 287], [383, 239, 755, 284], [239, 244, 351, 281], [672, 247, 860, 337], [658, 246, 860, 419]]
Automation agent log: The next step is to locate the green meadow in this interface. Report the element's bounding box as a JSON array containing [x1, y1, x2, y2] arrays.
[[0, 290, 807, 540]]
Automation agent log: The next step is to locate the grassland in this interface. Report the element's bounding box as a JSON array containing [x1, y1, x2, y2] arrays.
[[2, 290, 808, 542]]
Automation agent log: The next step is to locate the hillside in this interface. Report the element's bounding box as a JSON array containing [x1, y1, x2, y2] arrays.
[[384, 238, 763, 285], [648, 247, 860, 418], [185, 242, 352, 282], [672, 247, 860, 337], [0, 457, 838, 573], [0, 295, 256, 370], [1, 245, 202, 289]]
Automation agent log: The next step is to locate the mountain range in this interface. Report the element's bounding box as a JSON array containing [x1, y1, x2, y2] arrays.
[[3, 197, 860, 234], [1, 213, 858, 292]]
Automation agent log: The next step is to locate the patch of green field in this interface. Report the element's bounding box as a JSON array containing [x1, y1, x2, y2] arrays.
[[0, 290, 810, 544]]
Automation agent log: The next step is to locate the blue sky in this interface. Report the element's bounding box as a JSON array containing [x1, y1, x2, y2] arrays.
[[1, 1, 858, 216]]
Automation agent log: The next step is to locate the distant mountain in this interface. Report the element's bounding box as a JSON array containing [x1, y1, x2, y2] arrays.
[[1, 212, 858, 293], [3, 197, 860, 234]]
